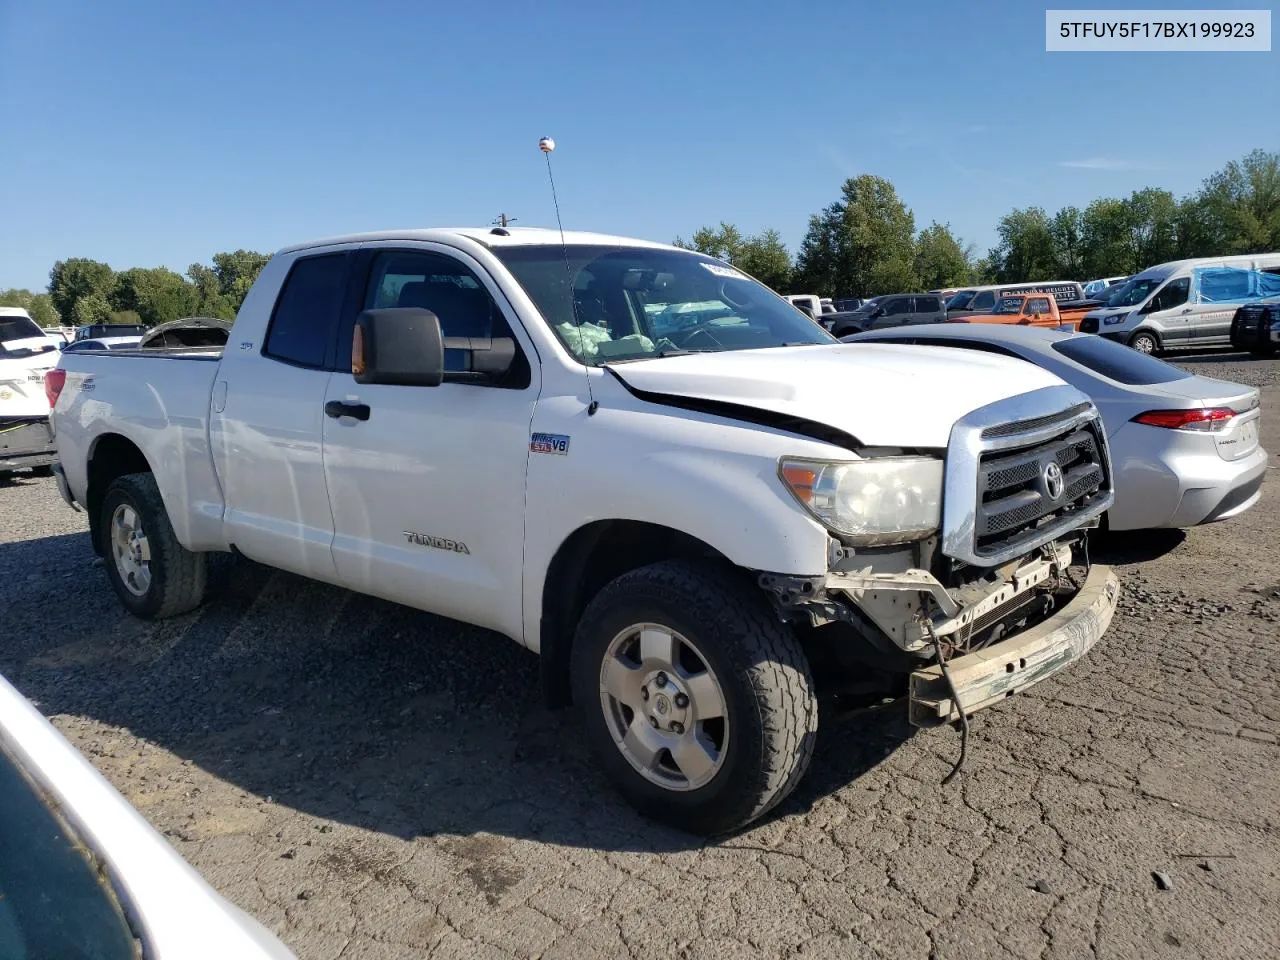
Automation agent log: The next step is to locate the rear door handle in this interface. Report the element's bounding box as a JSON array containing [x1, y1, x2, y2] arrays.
[[324, 400, 371, 421]]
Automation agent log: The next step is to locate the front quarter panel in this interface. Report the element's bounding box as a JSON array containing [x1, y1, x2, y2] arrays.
[[520, 386, 842, 652]]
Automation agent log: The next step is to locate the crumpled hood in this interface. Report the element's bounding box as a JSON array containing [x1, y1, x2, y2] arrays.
[[608, 343, 1067, 448]]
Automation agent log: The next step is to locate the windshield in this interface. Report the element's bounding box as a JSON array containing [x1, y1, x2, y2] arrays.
[[945, 291, 976, 310], [1053, 336, 1190, 385], [1107, 277, 1165, 308], [0, 316, 45, 345], [494, 245, 834, 364], [0, 747, 137, 960], [992, 297, 1025, 315]]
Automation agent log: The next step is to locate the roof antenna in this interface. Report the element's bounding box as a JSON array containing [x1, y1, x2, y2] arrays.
[[541, 135, 597, 416]]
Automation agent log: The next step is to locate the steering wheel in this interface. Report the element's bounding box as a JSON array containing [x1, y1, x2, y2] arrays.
[[668, 325, 724, 350]]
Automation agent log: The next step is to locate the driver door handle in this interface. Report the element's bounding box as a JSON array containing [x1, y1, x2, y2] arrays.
[[324, 400, 371, 421]]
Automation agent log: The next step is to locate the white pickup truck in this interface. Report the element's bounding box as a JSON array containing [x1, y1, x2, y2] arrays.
[[49, 227, 1120, 832]]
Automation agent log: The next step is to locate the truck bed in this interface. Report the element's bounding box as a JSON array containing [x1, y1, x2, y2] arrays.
[[52, 351, 227, 553]]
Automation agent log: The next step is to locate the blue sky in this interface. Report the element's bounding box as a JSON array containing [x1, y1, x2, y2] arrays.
[[2, 0, 1277, 291]]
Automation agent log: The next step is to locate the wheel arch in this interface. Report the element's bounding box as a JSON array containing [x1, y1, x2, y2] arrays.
[[538, 520, 733, 708], [85, 433, 153, 555]]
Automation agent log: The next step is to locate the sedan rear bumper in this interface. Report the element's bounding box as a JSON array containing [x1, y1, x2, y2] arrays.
[[909, 564, 1119, 727], [1165, 445, 1268, 528]]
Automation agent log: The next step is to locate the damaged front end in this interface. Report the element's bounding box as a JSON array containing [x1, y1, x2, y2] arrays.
[[761, 385, 1121, 728]]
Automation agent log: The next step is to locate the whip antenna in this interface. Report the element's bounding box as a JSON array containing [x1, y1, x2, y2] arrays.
[[540, 136, 597, 415]]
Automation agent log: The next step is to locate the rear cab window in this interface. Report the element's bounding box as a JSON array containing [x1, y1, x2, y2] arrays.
[[263, 253, 349, 368], [1052, 336, 1190, 385]]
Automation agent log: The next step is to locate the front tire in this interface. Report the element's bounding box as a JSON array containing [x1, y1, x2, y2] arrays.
[[1129, 330, 1159, 355], [99, 472, 207, 619], [570, 560, 818, 834]]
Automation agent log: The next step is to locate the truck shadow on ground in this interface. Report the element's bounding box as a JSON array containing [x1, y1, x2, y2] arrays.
[[2, 533, 908, 854]]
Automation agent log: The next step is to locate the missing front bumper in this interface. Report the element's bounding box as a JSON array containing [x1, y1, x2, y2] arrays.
[[908, 564, 1119, 727]]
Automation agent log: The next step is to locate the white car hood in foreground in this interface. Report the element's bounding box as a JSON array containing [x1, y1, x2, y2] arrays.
[[0, 674, 295, 959], [609, 343, 1066, 448]]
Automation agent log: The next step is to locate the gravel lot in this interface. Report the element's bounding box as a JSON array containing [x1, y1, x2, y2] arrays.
[[3, 352, 1279, 960]]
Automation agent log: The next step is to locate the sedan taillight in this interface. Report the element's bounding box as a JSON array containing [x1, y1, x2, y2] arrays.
[[44, 368, 67, 409], [1132, 407, 1234, 431]]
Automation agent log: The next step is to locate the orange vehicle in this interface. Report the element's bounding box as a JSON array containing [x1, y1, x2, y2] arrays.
[[947, 292, 1090, 330]]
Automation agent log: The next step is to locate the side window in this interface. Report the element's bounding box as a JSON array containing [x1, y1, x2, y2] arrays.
[[971, 291, 997, 310], [366, 251, 499, 337], [1027, 297, 1052, 315], [915, 296, 942, 315], [361, 250, 528, 386], [884, 297, 910, 316], [1152, 277, 1190, 312], [264, 254, 347, 368]]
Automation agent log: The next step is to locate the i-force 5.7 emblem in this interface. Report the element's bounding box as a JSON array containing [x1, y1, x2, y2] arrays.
[[403, 531, 470, 554]]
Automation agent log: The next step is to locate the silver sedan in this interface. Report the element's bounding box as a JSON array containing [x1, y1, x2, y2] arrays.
[[844, 325, 1267, 531]]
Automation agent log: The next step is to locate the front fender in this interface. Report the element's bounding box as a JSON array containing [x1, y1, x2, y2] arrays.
[[520, 395, 840, 651]]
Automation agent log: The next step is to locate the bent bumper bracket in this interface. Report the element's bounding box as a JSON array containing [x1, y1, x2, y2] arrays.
[[909, 564, 1119, 727]]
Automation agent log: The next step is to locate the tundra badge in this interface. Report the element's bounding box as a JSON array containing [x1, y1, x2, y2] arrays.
[[403, 531, 470, 554]]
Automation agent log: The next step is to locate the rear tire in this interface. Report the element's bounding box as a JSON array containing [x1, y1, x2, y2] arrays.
[[570, 560, 818, 835], [1129, 331, 1159, 355], [99, 472, 207, 619]]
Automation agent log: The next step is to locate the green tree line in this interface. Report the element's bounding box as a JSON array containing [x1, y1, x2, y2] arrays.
[[677, 148, 1280, 299], [1, 250, 271, 329]]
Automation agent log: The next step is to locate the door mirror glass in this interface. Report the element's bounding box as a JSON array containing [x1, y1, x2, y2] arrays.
[[353, 308, 445, 386]]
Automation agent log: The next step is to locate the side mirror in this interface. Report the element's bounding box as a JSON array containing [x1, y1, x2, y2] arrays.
[[352, 308, 518, 386], [353, 308, 445, 386], [1018, 317, 1032, 325]]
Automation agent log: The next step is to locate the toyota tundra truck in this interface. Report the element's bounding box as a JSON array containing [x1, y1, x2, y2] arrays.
[[48, 228, 1120, 833]]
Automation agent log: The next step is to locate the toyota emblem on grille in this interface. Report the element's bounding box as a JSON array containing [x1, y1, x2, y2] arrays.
[[1042, 460, 1065, 501]]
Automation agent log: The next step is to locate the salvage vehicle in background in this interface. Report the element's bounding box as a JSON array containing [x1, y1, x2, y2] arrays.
[[60, 335, 144, 354], [946, 281, 1088, 318], [0, 672, 295, 959], [72, 322, 148, 342], [826, 293, 945, 337], [846, 324, 1265, 531], [1228, 297, 1280, 356], [945, 292, 1089, 330], [0, 307, 60, 477], [1078, 254, 1280, 354], [1083, 276, 1128, 299], [49, 227, 1119, 833], [137, 316, 232, 351]]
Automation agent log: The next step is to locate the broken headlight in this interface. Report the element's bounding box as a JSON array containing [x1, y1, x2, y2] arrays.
[[780, 456, 942, 545]]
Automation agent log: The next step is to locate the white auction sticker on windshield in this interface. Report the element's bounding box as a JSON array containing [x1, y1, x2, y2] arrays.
[[700, 262, 747, 280]]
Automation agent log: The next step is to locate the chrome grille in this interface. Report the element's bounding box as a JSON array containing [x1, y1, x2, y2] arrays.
[[975, 427, 1106, 559], [941, 384, 1115, 568]]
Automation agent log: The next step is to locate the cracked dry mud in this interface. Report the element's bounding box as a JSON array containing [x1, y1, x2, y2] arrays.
[[2, 353, 1278, 959]]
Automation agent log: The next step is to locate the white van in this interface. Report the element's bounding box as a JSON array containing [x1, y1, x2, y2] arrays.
[[1078, 253, 1280, 353]]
